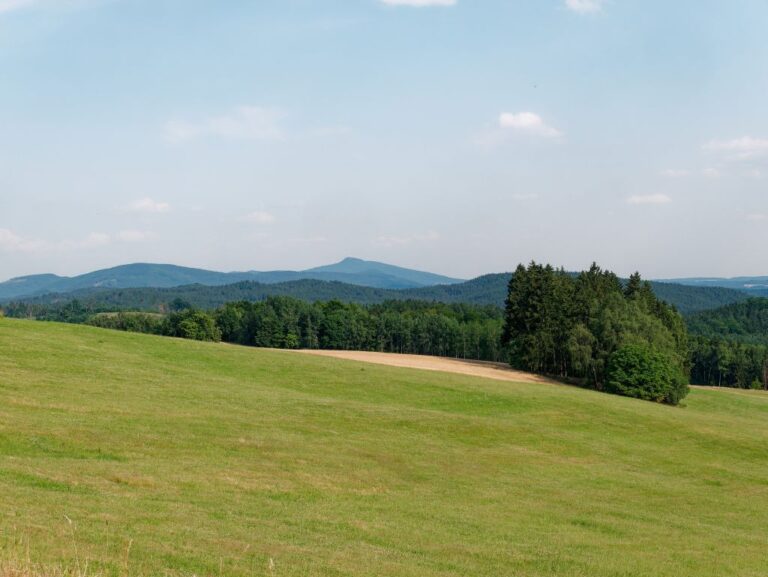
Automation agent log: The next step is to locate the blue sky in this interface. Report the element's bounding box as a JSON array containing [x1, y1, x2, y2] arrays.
[[1, 0, 767, 280]]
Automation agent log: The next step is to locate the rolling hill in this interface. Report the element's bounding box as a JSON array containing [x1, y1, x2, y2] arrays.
[[0, 258, 464, 301], [1, 318, 767, 576]]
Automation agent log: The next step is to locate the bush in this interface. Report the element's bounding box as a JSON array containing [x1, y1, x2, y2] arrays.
[[87, 312, 163, 334], [605, 344, 689, 405], [162, 309, 221, 342]]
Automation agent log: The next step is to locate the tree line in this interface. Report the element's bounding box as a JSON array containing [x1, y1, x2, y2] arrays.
[[689, 337, 768, 389], [82, 297, 505, 362], [685, 298, 768, 388]]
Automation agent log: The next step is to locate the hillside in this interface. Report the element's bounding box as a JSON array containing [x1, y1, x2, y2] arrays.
[[658, 276, 768, 296], [0, 258, 464, 301], [687, 298, 768, 345], [646, 281, 750, 314], [2, 319, 768, 576], [6, 273, 751, 316]]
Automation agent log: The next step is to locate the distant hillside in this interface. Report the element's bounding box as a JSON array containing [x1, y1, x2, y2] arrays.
[[657, 276, 768, 296], [0, 258, 464, 300], [5, 273, 751, 316], [403, 274, 751, 314], [403, 274, 749, 314], [11, 280, 394, 311], [0, 273, 62, 300], [687, 298, 768, 345], [647, 282, 750, 315]]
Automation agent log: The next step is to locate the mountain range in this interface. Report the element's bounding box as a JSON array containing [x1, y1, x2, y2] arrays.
[[5, 271, 757, 317], [3, 259, 766, 316], [0, 258, 464, 301]]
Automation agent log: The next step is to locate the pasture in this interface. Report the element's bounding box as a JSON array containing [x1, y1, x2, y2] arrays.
[[1, 318, 767, 576]]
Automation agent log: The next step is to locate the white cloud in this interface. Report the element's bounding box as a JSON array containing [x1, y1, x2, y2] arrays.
[[565, 0, 605, 13], [0, 0, 37, 14], [286, 235, 328, 245], [499, 112, 562, 138], [80, 232, 110, 247], [0, 0, 101, 16], [165, 106, 285, 143], [746, 213, 766, 222], [661, 169, 690, 178], [661, 168, 723, 179], [0, 229, 112, 253], [117, 230, 154, 243], [239, 211, 276, 225], [128, 198, 170, 214], [627, 194, 672, 205], [374, 231, 440, 247], [379, 0, 456, 6], [704, 136, 768, 160], [0, 228, 45, 253]]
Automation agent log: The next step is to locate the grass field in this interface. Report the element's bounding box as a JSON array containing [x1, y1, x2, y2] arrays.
[[1, 318, 768, 577]]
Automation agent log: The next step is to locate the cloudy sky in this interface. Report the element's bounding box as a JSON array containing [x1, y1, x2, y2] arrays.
[[1, 0, 767, 281]]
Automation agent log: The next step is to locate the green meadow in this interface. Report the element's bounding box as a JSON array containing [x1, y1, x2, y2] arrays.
[[1, 317, 767, 577]]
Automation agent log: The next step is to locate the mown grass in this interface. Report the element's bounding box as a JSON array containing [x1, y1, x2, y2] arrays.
[[1, 318, 767, 576]]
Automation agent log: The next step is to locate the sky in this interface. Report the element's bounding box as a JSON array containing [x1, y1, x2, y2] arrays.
[[1, 0, 767, 281]]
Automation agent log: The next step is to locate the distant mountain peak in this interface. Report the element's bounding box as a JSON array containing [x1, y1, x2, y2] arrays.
[[306, 257, 463, 287]]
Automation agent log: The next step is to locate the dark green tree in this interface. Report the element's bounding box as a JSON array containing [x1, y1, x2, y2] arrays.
[[605, 344, 689, 405]]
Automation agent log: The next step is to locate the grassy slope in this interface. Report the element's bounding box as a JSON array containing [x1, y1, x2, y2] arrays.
[[1, 319, 767, 577]]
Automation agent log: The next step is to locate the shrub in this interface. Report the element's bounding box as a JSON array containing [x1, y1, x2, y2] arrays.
[[162, 309, 221, 342], [87, 312, 163, 334], [605, 344, 689, 405]]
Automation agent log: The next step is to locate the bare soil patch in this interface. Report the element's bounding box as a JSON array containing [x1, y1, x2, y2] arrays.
[[294, 350, 557, 385]]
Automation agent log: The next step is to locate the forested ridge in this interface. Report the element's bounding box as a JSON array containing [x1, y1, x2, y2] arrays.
[[687, 298, 768, 344], [2, 273, 750, 315]]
